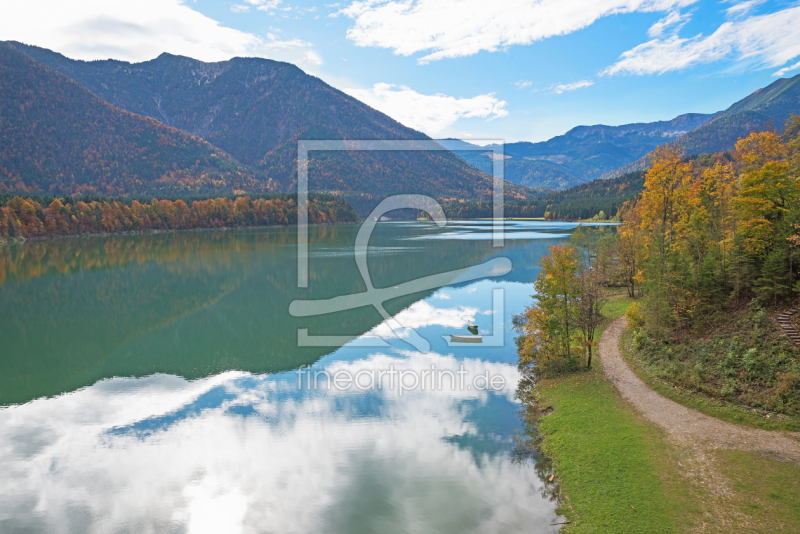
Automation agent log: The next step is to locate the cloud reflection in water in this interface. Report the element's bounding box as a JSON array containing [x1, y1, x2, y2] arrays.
[[0, 351, 559, 533]]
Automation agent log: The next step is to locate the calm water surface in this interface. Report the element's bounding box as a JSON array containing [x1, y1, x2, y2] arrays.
[[0, 221, 592, 534]]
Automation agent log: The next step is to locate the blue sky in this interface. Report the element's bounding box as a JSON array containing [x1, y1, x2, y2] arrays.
[[2, 0, 800, 143]]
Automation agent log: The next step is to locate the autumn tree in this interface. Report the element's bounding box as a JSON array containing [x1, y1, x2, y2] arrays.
[[516, 235, 613, 372], [699, 161, 738, 297], [569, 226, 613, 367], [618, 199, 645, 297], [638, 145, 694, 333], [515, 244, 580, 372], [735, 131, 796, 255]]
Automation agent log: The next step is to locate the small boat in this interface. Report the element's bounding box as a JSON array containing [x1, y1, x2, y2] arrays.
[[450, 334, 483, 343], [467, 320, 479, 335]]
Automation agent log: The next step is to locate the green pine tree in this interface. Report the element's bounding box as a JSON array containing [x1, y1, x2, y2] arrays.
[[755, 249, 788, 307], [6, 214, 16, 238]]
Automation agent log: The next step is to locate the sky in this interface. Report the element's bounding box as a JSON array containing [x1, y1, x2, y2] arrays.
[[2, 0, 800, 143]]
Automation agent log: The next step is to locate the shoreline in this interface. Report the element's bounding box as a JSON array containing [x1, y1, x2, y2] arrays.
[[0, 220, 362, 247], [0, 217, 620, 247]]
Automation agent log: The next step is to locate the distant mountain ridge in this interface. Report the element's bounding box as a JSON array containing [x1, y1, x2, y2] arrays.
[[604, 73, 800, 178], [5, 41, 531, 204], [439, 112, 716, 189], [564, 113, 716, 140], [7, 41, 796, 199]]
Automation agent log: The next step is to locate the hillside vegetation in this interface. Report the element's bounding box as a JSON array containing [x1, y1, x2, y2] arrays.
[[439, 171, 644, 220], [618, 117, 800, 418], [513, 116, 800, 421]]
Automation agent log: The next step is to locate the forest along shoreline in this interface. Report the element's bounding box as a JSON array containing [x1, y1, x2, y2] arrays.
[[513, 117, 800, 532], [0, 193, 359, 244], [0, 166, 652, 244]]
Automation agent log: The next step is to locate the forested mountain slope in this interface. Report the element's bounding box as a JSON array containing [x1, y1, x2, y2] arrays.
[[439, 171, 645, 220], [0, 43, 268, 197], [679, 73, 800, 154]]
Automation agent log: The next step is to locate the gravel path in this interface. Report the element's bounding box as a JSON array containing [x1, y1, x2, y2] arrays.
[[599, 317, 800, 465]]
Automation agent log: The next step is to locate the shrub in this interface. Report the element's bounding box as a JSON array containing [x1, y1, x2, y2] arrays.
[[626, 302, 645, 330], [631, 305, 800, 415]]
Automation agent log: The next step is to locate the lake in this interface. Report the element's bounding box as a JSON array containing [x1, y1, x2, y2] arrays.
[[0, 220, 590, 533]]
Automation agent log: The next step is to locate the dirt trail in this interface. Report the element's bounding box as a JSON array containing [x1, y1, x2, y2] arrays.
[[599, 317, 800, 465]]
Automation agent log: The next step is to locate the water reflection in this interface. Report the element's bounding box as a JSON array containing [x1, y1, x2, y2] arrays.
[[0, 220, 580, 532], [0, 222, 571, 405], [0, 357, 558, 533]]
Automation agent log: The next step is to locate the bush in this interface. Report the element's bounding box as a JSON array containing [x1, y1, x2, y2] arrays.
[[626, 302, 646, 330], [633, 306, 800, 415]]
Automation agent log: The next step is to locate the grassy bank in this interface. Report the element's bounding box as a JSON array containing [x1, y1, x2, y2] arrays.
[[712, 449, 800, 531], [536, 367, 696, 532], [530, 296, 697, 532]]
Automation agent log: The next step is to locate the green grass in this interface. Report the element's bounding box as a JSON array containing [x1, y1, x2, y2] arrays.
[[534, 297, 698, 532], [620, 330, 800, 433], [602, 294, 632, 321], [715, 449, 800, 532], [537, 369, 698, 532]]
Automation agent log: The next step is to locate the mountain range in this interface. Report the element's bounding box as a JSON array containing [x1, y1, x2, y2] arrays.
[[3, 41, 531, 206], [2, 41, 799, 200], [438, 113, 716, 188], [604, 73, 800, 179], [443, 74, 800, 188]]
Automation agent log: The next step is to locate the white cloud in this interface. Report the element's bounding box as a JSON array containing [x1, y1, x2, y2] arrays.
[[245, 0, 279, 6], [604, 6, 800, 76], [725, 0, 765, 18], [514, 80, 532, 89], [774, 60, 800, 77], [246, 0, 284, 13], [344, 83, 508, 136], [367, 301, 479, 339], [552, 79, 594, 94], [335, 0, 698, 63], [0, 0, 315, 63], [302, 49, 324, 65], [230, 5, 251, 13], [647, 10, 691, 37]]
